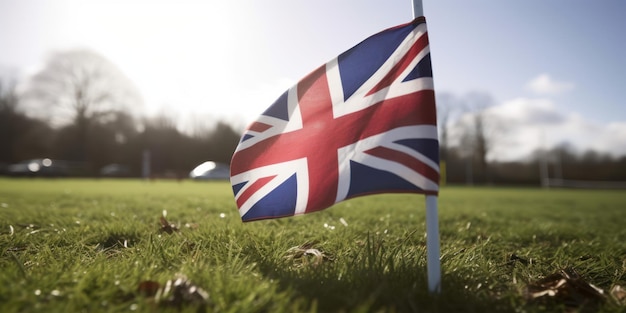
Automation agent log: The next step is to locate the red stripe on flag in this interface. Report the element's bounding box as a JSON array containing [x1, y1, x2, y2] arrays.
[[236, 175, 276, 208], [366, 31, 429, 96], [364, 146, 439, 184], [248, 122, 273, 133]]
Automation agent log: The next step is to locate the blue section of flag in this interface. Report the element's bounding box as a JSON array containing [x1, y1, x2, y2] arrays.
[[262, 90, 290, 121], [395, 138, 439, 163], [405, 53, 432, 81], [337, 23, 417, 101], [232, 182, 246, 196], [347, 161, 420, 198], [241, 174, 298, 221]]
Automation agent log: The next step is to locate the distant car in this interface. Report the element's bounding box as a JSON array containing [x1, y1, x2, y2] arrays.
[[189, 161, 230, 180], [6, 158, 70, 177], [99, 164, 132, 177]]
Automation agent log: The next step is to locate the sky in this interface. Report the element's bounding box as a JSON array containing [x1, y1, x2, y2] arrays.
[[1, 0, 625, 161]]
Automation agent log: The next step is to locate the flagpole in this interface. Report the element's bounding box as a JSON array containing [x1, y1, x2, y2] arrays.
[[425, 195, 441, 293], [412, 0, 424, 17], [412, 0, 441, 294]]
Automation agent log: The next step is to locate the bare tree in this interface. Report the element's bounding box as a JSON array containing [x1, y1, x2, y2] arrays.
[[207, 121, 241, 164], [0, 80, 52, 163], [20, 49, 143, 161], [0, 81, 19, 163], [436, 92, 464, 163], [0, 80, 18, 112], [22, 49, 142, 126], [450, 92, 498, 183]]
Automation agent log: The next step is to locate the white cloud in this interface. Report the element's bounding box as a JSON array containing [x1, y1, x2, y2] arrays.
[[591, 122, 626, 157], [459, 98, 626, 161], [526, 73, 574, 95], [485, 98, 564, 126]]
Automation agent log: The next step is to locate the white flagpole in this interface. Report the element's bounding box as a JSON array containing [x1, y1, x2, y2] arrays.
[[412, 0, 424, 17], [411, 0, 442, 294], [425, 195, 441, 293]]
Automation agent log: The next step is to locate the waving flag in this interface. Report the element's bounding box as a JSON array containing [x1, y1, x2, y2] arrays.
[[230, 17, 439, 222]]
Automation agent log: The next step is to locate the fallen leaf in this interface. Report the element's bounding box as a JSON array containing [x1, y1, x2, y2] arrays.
[[137, 280, 161, 297], [155, 275, 209, 308], [507, 253, 530, 266], [138, 275, 209, 309], [526, 267, 605, 309], [159, 216, 179, 234], [285, 242, 333, 267], [611, 285, 626, 306]]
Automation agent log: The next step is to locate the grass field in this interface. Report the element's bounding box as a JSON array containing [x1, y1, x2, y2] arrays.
[[0, 178, 625, 312]]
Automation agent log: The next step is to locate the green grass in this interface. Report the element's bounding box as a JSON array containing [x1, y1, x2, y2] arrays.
[[0, 178, 625, 312]]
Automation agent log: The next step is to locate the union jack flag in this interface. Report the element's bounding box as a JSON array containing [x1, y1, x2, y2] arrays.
[[230, 17, 439, 222]]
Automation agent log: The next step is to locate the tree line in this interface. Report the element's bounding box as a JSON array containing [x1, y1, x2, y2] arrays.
[[437, 92, 626, 185], [1, 49, 624, 184], [442, 144, 626, 185], [0, 50, 240, 177]]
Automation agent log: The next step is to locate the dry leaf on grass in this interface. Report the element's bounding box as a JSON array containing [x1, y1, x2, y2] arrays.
[[507, 253, 531, 266], [137, 275, 209, 309], [137, 280, 161, 297], [159, 216, 179, 234], [611, 285, 626, 306], [526, 267, 605, 309], [285, 241, 333, 267]]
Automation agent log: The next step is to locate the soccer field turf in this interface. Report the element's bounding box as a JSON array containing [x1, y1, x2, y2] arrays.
[[0, 178, 624, 312]]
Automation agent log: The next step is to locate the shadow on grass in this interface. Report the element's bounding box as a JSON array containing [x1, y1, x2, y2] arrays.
[[253, 259, 515, 312], [247, 239, 515, 312]]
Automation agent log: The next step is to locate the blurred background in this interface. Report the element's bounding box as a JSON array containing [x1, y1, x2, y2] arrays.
[[1, 0, 625, 185]]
